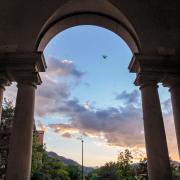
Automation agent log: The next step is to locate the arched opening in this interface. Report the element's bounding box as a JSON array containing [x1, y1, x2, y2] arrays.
[[35, 25, 145, 169], [35, 21, 178, 178]]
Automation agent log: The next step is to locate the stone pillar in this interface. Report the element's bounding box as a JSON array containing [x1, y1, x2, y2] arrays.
[[0, 52, 46, 180], [129, 54, 174, 180], [6, 82, 36, 180], [169, 84, 180, 157], [140, 83, 172, 180]]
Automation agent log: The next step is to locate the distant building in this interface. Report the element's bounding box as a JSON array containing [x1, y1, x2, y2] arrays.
[[33, 124, 44, 145]]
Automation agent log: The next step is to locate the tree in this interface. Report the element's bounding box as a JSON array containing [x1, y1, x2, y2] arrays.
[[67, 164, 81, 180], [98, 162, 118, 180], [0, 99, 15, 179], [31, 133, 45, 177], [86, 149, 136, 180], [32, 154, 71, 180], [1, 99, 15, 124], [86, 169, 100, 180], [116, 149, 135, 179]]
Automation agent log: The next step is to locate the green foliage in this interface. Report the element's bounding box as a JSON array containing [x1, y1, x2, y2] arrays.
[[86, 149, 136, 180], [0, 99, 15, 179], [116, 149, 134, 179], [31, 141, 81, 180], [1, 99, 15, 124], [134, 158, 148, 180], [41, 156, 70, 180], [67, 164, 81, 180], [32, 154, 71, 180], [172, 165, 180, 180], [98, 162, 118, 179], [86, 169, 100, 180], [31, 134, 45, 176]]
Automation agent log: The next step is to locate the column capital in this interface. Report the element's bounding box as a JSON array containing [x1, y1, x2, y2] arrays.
[[134, 72, 159, 87], [17, 81, 37, 89], [129, 53, 180, 86], [15, 72, 41, 87], [0, 52, 47, 85], [162, 76, 180, 90]]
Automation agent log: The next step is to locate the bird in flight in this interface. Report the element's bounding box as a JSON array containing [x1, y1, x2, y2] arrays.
[[102, 55, 108, 59]]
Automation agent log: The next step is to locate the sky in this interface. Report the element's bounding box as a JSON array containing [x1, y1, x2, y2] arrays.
[[4, 25, 179, 167]]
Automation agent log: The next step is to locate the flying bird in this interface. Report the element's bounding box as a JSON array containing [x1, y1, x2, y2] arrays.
[[102, 55, 108, 59]]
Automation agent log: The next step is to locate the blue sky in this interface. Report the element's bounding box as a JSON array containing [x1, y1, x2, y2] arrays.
[[5, 25, 178, 166], [44, 25, 135, 108]]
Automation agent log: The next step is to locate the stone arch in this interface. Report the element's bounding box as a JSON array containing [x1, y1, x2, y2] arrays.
[[35, 0, 141, 53]]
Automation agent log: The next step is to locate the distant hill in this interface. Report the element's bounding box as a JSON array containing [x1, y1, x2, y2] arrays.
[[47, 151, 180, 175], [47, 151, 94, 174], [47, 151, 79, 166]]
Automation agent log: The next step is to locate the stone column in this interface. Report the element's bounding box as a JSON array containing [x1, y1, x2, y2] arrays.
[[169, 84, 180, 157], [140, 83, 172, 180], [6, 82, 36, 180], [0, 52, 46, 180], [129, 54, 174, 180]]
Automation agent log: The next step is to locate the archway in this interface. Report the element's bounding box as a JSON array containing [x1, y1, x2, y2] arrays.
[[3, 1, 176, 180], [36, 13, 140, 54], [38, 25, 141, 168]]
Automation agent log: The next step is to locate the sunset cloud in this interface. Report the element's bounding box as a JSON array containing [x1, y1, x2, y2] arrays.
[[45, 90, 145, 148]]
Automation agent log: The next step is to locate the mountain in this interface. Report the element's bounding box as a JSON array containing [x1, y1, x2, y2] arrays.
[[47, 151, 79, 166], [47, 151, 94, 174]]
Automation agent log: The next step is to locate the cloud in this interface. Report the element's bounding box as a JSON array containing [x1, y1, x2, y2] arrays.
[[161, 101, 179, 161], [45, 91, 145, 148], [115, 90, 140, 105], [41, 87, 179, 161], [35, 57, 85, 116], [37, 120, 49, 132], [84, 101, 93, 110], [46, 57, 84, 78], [61, 132, 72, 138], [162, 99, 172, 114]]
